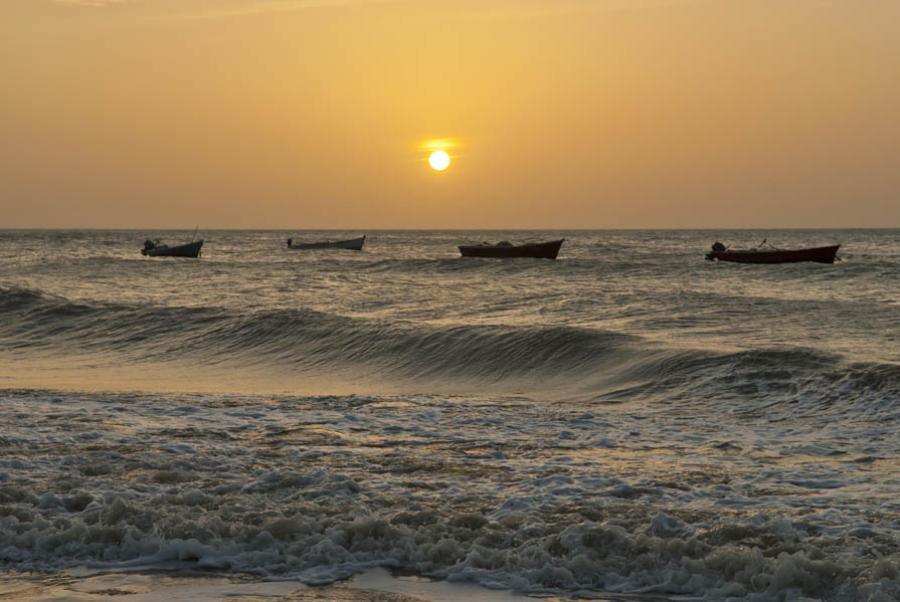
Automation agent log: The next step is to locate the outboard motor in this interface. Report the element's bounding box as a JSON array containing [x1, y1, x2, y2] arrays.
[[287, 238, 293, 248], [706, 241, 726, 261]]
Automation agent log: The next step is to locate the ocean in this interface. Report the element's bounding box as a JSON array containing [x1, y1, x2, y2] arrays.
[[0, 229, 898, 601]]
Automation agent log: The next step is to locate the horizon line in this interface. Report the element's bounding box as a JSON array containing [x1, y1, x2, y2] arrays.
[[1, 226, 897, 232]]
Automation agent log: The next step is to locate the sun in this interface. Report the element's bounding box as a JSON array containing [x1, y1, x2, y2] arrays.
[[428, 150, 451, 171]]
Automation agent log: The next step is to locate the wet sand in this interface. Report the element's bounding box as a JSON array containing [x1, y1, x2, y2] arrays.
[[0, 568, 598, 602]]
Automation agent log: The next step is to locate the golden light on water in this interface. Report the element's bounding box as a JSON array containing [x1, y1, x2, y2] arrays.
[[428, 150, 451, 171]]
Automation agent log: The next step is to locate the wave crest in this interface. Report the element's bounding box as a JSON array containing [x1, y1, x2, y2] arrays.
[[1, 285, 897, 406]]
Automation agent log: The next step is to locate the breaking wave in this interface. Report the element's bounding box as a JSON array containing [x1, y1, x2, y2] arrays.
[[2, 285, 898, 406]]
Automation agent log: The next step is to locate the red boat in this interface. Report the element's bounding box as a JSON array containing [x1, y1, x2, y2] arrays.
[[706, 241, 840, 264], [458, 239, 565, 259]]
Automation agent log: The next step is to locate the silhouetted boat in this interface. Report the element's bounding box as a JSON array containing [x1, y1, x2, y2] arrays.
[[458, 239, 565, 259], [141, 239, 203, 258], [706, 241, 839, 264], [287, 235, 366, 251]]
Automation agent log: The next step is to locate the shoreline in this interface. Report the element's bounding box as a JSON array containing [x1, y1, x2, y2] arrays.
[[0, 567, 654, 601]]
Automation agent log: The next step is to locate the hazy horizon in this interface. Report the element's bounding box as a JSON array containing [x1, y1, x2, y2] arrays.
[[2, 226, 897, 232], [4, 0, 900, 229]]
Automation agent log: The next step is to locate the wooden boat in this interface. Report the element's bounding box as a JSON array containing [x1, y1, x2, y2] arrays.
[[141, 239, 203, 258], [287, 235, 366, 251], [706, 241, 839, 264], [458, 239, 565, 259]]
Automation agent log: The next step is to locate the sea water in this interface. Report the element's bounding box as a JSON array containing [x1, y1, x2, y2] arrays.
[[0, 229, 897, 600]]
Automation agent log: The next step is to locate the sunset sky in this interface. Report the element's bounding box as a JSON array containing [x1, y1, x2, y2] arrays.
[[3, 0, 899, 229]]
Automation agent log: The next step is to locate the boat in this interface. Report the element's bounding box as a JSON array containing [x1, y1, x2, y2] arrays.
[[287, 235, 366, 251], [705, 240, 839, 264], [140, 239, 203, 258], [458, 239, 565, 259]]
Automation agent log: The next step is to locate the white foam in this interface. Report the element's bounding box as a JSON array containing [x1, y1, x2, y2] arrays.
[[0, 389, 897, 600]]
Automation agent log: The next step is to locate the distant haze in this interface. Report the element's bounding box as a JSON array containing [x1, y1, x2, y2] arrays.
[[3, 0, 899, 229]]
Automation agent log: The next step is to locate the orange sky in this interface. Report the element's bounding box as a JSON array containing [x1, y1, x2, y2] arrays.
[[2, 0, 899, 228]]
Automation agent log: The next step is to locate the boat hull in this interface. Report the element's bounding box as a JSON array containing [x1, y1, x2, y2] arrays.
[[458, 239, 564, 259], [288, 236, 365, 251], [141, 240, 203, 258], [706, 245, 839, 264]]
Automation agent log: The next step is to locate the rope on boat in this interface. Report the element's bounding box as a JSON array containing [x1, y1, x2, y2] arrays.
[[757, 238, 783, 251]]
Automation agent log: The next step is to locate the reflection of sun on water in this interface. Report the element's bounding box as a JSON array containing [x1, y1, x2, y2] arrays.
[[428, 150, 450, 171]]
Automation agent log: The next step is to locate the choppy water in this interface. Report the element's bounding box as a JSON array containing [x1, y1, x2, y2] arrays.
[[0, 229, 898, 600]]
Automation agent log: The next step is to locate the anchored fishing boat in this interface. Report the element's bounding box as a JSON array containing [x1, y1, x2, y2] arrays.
[[287, 235, 366, 251], [706, 240, 839, 264], [140, 239, 203, 258], [458, 239, 565, 259]]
